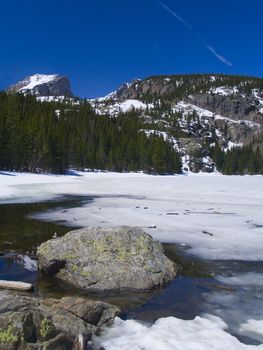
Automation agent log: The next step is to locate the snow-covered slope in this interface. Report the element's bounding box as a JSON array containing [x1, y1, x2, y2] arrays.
[[8, 73, 74, 97], [17, 74, 58, 91]]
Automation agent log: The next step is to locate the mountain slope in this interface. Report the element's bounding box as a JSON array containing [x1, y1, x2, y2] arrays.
[[90, 74, 263, 173]]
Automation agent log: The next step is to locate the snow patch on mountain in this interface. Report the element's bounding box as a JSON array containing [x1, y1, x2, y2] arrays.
[[18, 74, 58, 91], [116, 99, 151, 112], [95, 91, 117, 102], [140, 129, 170, 140], [173, 101, 214, 118], [226, 141, 243, 151], [252, 89, 263, 105], [209, 86, 239, 96], [37, 96, 69, 102], [214, 115, 261, 128], [90, 99, 153, 116]]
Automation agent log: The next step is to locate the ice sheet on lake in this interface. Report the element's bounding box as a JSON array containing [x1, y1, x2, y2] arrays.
[[202, 272, 263, 343], [217, 273, 263, 287], [0, 172, 263, 261]]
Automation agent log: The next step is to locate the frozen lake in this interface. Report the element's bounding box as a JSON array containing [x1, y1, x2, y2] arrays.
[[0, 171, 263, 349]]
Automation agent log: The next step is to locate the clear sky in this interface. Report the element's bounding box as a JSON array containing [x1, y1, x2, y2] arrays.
[[0, 0, 262, 98]]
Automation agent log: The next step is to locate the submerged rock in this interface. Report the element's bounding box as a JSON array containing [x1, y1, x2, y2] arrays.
[[37, 226, 177, 292], [0, 291, 119, 350]]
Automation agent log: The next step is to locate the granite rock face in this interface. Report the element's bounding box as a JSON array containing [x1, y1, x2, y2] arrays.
[[0, 291, 119, 350], [37, 226, 177, 292], [187, 93, 259, 122]]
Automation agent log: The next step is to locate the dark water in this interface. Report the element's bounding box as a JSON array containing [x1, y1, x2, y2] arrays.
[[0, 197, 262, 345], [0, 196, 88, 254]]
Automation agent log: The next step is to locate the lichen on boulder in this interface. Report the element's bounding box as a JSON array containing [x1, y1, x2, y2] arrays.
[[37, 226, 177, 292]]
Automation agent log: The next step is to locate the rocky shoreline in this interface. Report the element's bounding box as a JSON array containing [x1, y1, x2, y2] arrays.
[[0, 291, 119, 349], [0, 226, 178, 349]]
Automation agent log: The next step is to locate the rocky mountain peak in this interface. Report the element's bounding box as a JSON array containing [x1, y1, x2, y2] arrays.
[[7, 73, 74, 97]]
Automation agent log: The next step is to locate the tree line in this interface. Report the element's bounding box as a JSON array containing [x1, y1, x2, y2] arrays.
[[211, 142, 263, 175], [0, 92, 182, 174]]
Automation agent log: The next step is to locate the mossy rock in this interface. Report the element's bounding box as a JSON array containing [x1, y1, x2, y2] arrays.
[[37, 226, 177, 291], [0, 291, 119, 350]]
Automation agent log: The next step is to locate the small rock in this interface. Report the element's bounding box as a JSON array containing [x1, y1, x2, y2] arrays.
[[202, 230, 214, 237]]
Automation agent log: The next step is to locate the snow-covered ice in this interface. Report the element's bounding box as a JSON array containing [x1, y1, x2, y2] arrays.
[[1, 171, 263, 261], [202, 272, 263, 340]]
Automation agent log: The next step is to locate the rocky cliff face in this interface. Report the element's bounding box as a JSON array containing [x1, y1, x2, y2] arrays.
[[187, 93, 260, 122], [8, 74, 74, 97]]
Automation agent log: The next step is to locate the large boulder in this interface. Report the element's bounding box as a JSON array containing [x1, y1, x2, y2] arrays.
[[37, 226, 177, 292], [0, 291, 119, 350]]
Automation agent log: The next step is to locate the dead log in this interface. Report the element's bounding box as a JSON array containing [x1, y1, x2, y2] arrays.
[[0, 280, 33, 291]]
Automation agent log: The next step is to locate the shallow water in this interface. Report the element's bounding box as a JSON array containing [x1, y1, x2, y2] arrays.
[[0, 196, 262, 346]]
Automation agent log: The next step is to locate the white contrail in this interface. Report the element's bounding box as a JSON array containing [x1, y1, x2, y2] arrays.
[[157, 1, 233, 66], [205, 44, 233, 66], [157, 1, 192, 30]]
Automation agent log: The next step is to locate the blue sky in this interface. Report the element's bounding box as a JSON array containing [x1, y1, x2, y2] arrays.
[[0, 0, 262, 98]]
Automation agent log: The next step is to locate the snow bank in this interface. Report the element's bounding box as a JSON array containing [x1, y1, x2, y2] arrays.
[[94, 316, 263, 350], [240, 320, 263, 342]]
